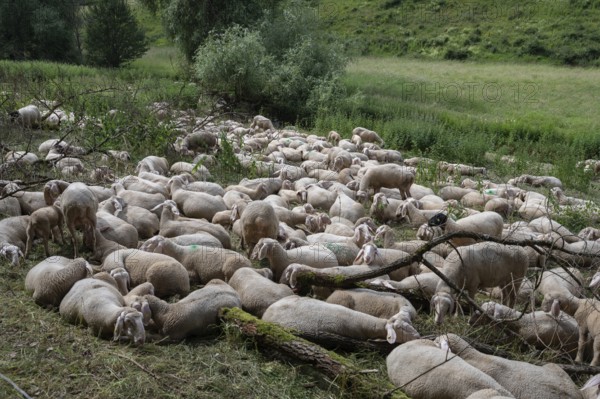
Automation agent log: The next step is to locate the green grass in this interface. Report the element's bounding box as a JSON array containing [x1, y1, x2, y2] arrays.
[[320, 0, 600, 65]]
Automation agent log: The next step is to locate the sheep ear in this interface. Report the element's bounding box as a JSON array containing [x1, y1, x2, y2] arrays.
[[114, 311, 125, 341], [257, 242, 270, 260], [385, 323, 396, 344], [353, 248, 364, 264], [141, 302, 151, 326], [250, 242, 262, 260]]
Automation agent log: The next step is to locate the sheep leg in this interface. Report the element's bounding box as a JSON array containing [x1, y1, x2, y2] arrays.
[[592, 334, 600, 366], [576, 325, 589, 363], [24, 228, 34, 259], [66, 221, 78, 258], [51, 225, 64, 245]]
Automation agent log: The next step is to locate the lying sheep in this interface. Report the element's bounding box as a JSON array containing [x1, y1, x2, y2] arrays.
[[423, 211, 503, 247], [140, 235, 249, 284], [144, 280, 241, 341], [436, 333, 583, 399], [326, 288, 416, 321], [0, 215, 30, 266], [25, 203, 64, 258], [387, 339, 514, 399], [357, 164, 415, 201], [102, 248, 190, 298], [25, 257, 92, 308], [432, 242, 529, 324], [262, 295, 419, 344], [354, 242, 420, 281], [59, 278, 145, 345], [228, 267, 294, 317]]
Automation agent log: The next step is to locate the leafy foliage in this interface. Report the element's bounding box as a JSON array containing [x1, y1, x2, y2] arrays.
[[84, 0, 148, 68]]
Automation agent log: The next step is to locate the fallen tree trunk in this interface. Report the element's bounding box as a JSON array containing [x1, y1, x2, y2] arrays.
[[219, 307, 410, 399]]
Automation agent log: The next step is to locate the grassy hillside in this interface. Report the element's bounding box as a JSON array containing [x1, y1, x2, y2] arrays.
[[320, 0, 600, 65]]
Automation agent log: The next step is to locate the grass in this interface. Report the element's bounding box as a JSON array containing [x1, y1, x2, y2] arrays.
[[320, 0, 600, 65]]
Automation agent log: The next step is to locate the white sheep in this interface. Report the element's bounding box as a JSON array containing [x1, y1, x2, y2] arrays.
[[9, 104, 41, 128], [112, 182, 166, 218], [228, 267, 294, 317], [96, 204, 139, 249], [387, 339, 514, 399], [250, 238, 339, 281], [143, 279, 241, 341], [250, 115, 275, 132], [469, 301, 580, 358], [135, 155, 169, 175], [60, 182, 98, 258], [24, 203, 64, 258], [238, 200, 279, 254], [356, 164, 415, 201], [423, 211, 503, 247], [167, 175, 226, 220], [139, 235, 250, 284], [100, 196, 159, 239], [396, 200, 441, 227], [262, 295, 419, 344], [329, 189, 365, 224], [59, 278, 145, 345], [325, 288, 416, 321], [538, 267, 584, 312], [436, 333, 583, 399], [102, 248, 190, 298], [432, 242, 529, 324], [354, 242, 420, 281], [351, 127, 384, 145], [25, 256, 92, 308]]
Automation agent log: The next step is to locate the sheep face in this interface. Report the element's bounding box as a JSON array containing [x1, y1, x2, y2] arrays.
[[113, 310, 145, 345], [0, 244, 24, 267], [431, 292, 455, 325], [386, 314, 420, 344], [354, 243, 378, 265]]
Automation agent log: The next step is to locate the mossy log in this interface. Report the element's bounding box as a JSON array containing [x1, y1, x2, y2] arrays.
[[219, 307, 411, 399]]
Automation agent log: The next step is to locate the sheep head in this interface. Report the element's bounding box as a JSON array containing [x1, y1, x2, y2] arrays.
[[353, 224, 373, 247], [354, 243, 378, 265], [431, 292, 455, 325], [385, 312, 420, 344], [250, 238, 277, 261], [374, 225, 390, 242], [114, 309, 145, 345], [427, 213, 448, 227], [0, 244, 24, 267]]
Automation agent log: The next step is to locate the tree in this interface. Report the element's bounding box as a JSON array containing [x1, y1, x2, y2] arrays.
[[84, 0, 148, 68], [0, 0, 81, 62], [138, 0, 282, 62]]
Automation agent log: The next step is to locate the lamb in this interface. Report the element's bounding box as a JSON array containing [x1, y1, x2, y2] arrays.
[[24, 203, 64, 258], [432, 242, 529, 324], [239, 200, 279, 254], [25, 257, 92, 308], [60, 182, 98, 258], [228, 267, 294, 317], [59, 278, 145, 345], [436, 333, 583, 399], [102, 248, 190, 298], [139, 235, 250, 284], [250, 238, 339, 281], [423, 211, 504, 247], [144, 279, 241, 341], [262, 295, 419, 344], [152, 200, 231, 249], [327, 130, 341, 145], [356, 164, 415, 202], [387, 339, 514, 399], [469, 301, 580, 358], [9, 104, 41, 128]]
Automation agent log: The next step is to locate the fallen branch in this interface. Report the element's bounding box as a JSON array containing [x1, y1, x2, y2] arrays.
[[0, 372, 33, 399], [219, 307, 409, 399]]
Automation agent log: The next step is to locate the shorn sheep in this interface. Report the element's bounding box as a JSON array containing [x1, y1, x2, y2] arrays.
[[432, 242, 529, 324], [356, 164, 415, 202], [59, 278, 146, 345], [262, 295, 420, 344]]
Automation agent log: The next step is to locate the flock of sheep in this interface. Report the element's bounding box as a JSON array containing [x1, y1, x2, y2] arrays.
[[4, 102, 600, 398]]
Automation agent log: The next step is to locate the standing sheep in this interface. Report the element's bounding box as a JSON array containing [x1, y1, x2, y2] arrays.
[[9, 104, 41, 128], [24, 203, 64, 258], [61, 182, 98, 258], [356, 164, 415, 202], [239, 200, 279, 255], [228, 267, 294, 317]]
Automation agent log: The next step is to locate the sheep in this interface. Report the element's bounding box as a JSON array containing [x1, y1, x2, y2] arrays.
[[509, 174, 563, 189], [139, 235, 250, 284], [325, 288, 416, 321], [9, 104, 41, 128], [354, 242, 420, 281], [169, 233, 222, 248], [250, 238, 339, 281], [102, 248, 190, 298], [528, 216, 579, 243], [250, 115, 275, 132], [59, 278, 145, 345], [0, 215, 30, 265], [119, 175, 169, 197], [351, 127, 384, 145], [24, 203, 64, 259], [469, 301, 580, 358], [296, 184, 337, 210], [329, 189, 365, 224], [25, 257, 92, 308], [183, 180, 225, 197], [579, 227, 600, 241], [387, 339, 514, 399], [167, 176, 226, 220], [262, 295, 419, 344], [60, 182, 98, 258], [424, 211, 504, 247], [356, 165, 415, 202], [228, 267, 294, 317], [327, 130, 341, 145], [368, 193, 402, 223], [225, 183, 268, 200], [396, 200, 441, 227], [435, 333, 583, 399], [152, 200, 231, 249], [135, 155, 169, 175], [432, 242, 529, 324], [96, 205, 139, 249], [238, 200, 279, 255], [170, 161, 211, 180], [100, 196, 159, 239], [537, 267, 584, 312], [180, 130, 218, 153], [112, 182, 166, 218], [143, 279, 241, 341]]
